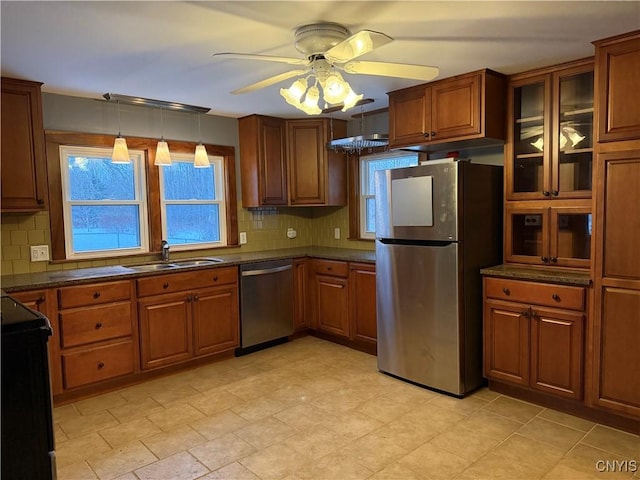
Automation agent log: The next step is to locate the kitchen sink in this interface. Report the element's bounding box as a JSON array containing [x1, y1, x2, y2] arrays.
[[124, 258, 224, 272], [171, 258, 224, 267], [125, 262, 178, 271]]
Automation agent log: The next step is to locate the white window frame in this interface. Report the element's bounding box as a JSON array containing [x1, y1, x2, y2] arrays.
[[158, 153, 227, 250], [59, 145, 149, 259], [360, 151, 420, 239]]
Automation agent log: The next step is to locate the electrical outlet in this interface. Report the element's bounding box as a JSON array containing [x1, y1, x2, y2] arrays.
[[239, 232, 247, 244], [287, 228, 297, 239], [30, 245, 50, 262], [334, 228, 341, 240]]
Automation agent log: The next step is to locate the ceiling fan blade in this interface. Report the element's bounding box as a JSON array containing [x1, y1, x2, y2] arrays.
[[212, 52, 309, 66], [324, 30, 393, 64], [231, 69, 310, 94], [343, 61, 439, 81]]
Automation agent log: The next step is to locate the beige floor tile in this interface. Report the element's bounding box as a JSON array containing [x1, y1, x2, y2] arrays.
[[457, 409, 524, 439], [367, 417, 439, 451], [86, 441, 157, 480], [56, 460, 98, 480], [355, 393, 418, 423], [517, 417, 586, 452], [187, 386, 246, 416], [428, 424, 503, 462], [293, 451, 374, 480], [457, 452, 542, 480], [98, 417, 162, 448], [74, 392, 127, 416], [399, 443, 471, 480], [55, 423, 69, 444], [542, 463, 606, 480], [189, 432, 256, 471], [581, 425, 640, 459], [134, 451, 209, 480], [312, 385, 375, 414], [369, 461, 427, 480], [398, 402, 466, 433], [273, 402, 332, 430], [538, 408, 596, 432], [482, 395, 544, 423], [283, 427, 349, 460], [114, 473, 139, 480], [490, 433, 564, 476], [150, 384, 202, 407], [343, 432, 408, 472], [322, 410, 385, 442], [54, 403, 81, 424], [107, 396, 164, 422], [147, 403, 206, 431], [471, 387, 501, 401], [56, 432, 112, 468], [198, 461, 259, 480], [58, 409, 119, 439], [560, 443, 636, 479], [141, 424, 207, 460], [298, 374, 347, 395], [189, 409, 249, 440], [428, 393, 489, 416], [240, 443, 311, 479], [268, 382, 316, 405], [231, 395, 291, 421], [234, 416, 297, 449]]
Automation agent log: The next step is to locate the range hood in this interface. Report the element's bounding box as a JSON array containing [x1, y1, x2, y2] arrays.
[[327, 133, 389, 153]]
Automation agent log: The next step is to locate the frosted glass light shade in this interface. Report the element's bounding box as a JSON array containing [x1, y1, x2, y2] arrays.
[[155, 140, 172, 166], [341, 87, 364, 112], [111, 136, 130, 164], [301, 85, 322, 115], [194, 144, 210, 168], [280, 78, 308, 106], [323, 72, 349, 104]]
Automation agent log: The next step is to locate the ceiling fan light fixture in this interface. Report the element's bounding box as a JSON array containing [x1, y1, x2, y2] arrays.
[[322, 72, 349, 104], [341, 87, 364, 112]]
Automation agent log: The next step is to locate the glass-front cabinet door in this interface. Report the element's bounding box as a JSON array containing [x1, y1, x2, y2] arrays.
[[553, 65, 594, 199], [505, 205, 549, 265], [549, 205, 592, 268]]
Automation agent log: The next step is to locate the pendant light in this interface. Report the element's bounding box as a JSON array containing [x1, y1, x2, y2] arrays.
[[193, 113, 210, 168], [154, 107, 172, 166], [111, 100, 131, 164]]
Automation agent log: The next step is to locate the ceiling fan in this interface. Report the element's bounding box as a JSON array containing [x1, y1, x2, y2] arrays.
[[212, 22, 439, 113]]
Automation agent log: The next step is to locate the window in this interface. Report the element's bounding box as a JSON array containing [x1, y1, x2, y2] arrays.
[[359, 152, 419, 239], [59, 146, 149, 259], [159, 153, 227, 249]]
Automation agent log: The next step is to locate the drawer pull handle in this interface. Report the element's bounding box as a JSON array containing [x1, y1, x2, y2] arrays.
[[93, 292, 101, 299], [163, 283, 169, 289], [552, 294, 560, 301], [213, 275, 218, 281], [97, 362, 105, 370], [502, 288, 510, 296], [95, 322, 103, 329]]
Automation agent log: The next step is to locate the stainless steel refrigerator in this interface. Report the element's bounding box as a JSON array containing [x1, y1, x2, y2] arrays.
[[375, 160, 502, 396]]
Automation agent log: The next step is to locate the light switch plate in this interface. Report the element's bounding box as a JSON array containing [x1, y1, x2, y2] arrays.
[[239, 232, 247, 244], [334, 228, 340, 239], [30, 245, 50, 262]]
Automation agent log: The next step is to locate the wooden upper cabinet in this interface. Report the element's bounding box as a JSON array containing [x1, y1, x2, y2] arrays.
[[239, 115, 287, 207], [594, 31, 640, 143], [286, 118, 347, 206], [1, 77, 47, 212], [388, 69, 506, 149]]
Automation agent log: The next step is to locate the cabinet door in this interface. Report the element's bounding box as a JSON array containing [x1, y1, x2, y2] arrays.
[[505, 204, 550, 265], [315, 274, 349, 337], [348, 263, 377, 345], [592, 287, 640, 417], [388, 85, 429, 147], [287, 119, 326, 205], [506, 74, 552, 200], [193, 285, 239, 356], [530, 307, 584, 399], [138, 293, 192, 369], [293, 259, 308, 331], [430, 73, 480, 141], [595, 34, 640, 143], [259, 116, 288, 205], [1, 78, 47, 212], [549, 204, 592, 268], [483, 300, 529, 385]]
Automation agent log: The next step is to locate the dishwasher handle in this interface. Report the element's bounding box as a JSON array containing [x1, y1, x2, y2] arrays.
[[241, 264, 292, 277]]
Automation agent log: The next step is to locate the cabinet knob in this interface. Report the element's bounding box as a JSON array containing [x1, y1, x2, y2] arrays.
[[95, 322, 103, 329], [97, 362, 105, 370], [542, 191, 550, 196], [327, 267, 333, 271], [187, 294, 192, 302], [213, 275, 218, 282], [430, 131, 436, 137], [541, 256, 549, 263], [502, 288, 510, 296], [163, 283, 169, 289], [521, 310, 530, 318], [424, 132, 430, 138], [37, 198, 45, 205], [36, 296, 45, 305], [551, 190, 559, 196], [93, 291, 101, 299], [550, 257, 558, 263], [193, 294, 199, 301], [552, 293, 560, 301]]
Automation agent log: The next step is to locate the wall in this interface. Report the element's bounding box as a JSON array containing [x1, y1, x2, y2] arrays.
[[1, 93, 372, 275]]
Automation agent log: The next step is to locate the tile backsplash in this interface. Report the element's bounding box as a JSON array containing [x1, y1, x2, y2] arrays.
[[0, 204, 373, 275]]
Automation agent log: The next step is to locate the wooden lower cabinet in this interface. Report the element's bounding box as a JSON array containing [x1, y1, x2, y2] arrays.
[[348, 263, 377, 346], [293, 259, 308, 331], [315, 274, 349, 337], [483, 277, 585, 400], [192, 285, 239, 356]]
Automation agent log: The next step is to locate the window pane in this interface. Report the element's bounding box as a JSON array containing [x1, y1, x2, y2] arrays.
[[163, 162, 215, 200], [365, 198, 376, 233], [165, 204, 220, 244], [365, 155, 418, 194], [68, 156, 135, 200], [71, 205, 141, 251]]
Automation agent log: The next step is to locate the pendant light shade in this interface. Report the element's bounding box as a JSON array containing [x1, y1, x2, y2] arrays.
[[155, 140, 172, 166], [194, 144, 210, 168], [111, 136, 131, 164]]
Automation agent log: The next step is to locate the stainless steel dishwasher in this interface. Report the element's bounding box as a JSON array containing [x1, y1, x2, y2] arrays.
[[237, 259, 293, 355]]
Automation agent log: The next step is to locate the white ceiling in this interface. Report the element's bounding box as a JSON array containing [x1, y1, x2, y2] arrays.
[[1, 1, 639, 120]]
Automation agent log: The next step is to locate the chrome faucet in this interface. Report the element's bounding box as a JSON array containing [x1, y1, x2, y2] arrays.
[[161, 240, 170, 262]]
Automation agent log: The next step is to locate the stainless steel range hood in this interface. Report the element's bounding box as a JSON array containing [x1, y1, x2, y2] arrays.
[[326, 101, 389, 154], [327, 133, 389, 153]]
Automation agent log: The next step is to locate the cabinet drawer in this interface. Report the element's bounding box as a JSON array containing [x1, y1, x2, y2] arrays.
[[313, 259, 348, 277], [136, 266, 237, 297], [58, 280, 131, 309], [59, 302, 132, 348], [485, 278, 585, 311], [62, 340, 134, 389]]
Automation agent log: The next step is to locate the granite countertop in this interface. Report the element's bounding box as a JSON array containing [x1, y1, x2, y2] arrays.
[[481, 264, 592, 287], [0, 247, 376, 292]]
